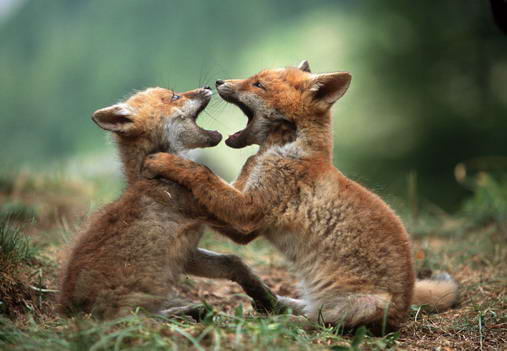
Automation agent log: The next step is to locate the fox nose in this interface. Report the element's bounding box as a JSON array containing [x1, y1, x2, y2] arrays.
[[203, 85, 212, 90], [215, 80, 225, 87]]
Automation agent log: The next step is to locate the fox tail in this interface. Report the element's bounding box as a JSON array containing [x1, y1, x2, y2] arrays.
[[412, 272, 459, 311]]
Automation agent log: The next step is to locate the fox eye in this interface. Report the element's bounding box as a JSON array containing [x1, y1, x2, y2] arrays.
[[253, 81, 265, 90], [171, 94, 181, 101]]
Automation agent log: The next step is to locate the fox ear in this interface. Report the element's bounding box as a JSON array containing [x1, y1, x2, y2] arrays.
[[92, 103, 135, 134], [309, 72, 351, 105], [297, 60, 311, 73]]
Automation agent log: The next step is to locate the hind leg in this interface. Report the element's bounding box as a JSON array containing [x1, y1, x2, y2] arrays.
[[276, 295, 306, 315], [184, 248, 280, 313], [94, 291, 168, 319], [305, 293, 392, 328], [160, 303, 209, 321]]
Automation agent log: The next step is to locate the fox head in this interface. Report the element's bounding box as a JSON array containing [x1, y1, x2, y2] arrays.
[[92, 87, 221, 153], [216, 61, 351, 149]]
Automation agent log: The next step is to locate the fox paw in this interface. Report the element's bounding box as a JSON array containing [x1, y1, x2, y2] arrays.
[[142, 152, 203, 182], [251, 295, 288, 315], [142, 152, 174, 179]]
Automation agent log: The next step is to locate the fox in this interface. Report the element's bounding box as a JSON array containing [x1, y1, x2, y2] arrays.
[[58, 86, 278, 319], [141, 61, 459, 330]]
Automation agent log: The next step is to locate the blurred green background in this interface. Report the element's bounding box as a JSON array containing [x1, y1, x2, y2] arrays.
[[1, 0, 506, 210]]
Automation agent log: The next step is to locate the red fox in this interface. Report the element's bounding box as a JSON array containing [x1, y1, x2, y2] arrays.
[[142, 62, 459, 330], [58, 86, 278, 319]]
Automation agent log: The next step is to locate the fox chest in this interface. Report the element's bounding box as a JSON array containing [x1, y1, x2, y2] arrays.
[[136, 198, 204, 252]]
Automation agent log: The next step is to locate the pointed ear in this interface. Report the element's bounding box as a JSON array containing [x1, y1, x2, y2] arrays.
[[297, 60, 311, 73], [309, 72, 351, 105], [91, 103, 135, 134]]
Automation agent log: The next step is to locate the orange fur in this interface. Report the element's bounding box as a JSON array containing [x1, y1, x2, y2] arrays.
[[144, 62, 458, 329], [59, 87, 277, 319]]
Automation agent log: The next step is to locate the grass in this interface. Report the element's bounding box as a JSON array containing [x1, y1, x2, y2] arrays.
[[0, 220, 36, 263], [0, 308, 403, 351], [0, 170, 506, 350], [0, 219, 40, 321]]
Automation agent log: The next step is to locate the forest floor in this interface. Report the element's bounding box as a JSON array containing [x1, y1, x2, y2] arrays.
[[0, 170, 506, 351]]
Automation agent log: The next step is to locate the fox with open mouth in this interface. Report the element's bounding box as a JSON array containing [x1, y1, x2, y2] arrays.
[[143, 62, 458, 330], [59, 86, 278, 319]]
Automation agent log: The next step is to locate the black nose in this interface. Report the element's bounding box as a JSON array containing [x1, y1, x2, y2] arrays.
[[203, 86, 212, 90], [215, 80, 224, 87]]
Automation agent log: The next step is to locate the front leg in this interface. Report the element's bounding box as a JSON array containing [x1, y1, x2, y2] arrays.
[[209, 224, 260, 245], [184, 248, 281, 313], [143, 153, 265, 233], [231, 155, 257, 191]]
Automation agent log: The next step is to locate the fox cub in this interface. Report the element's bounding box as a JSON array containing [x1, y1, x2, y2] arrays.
[[59, 86, 277, 319], [143, 62, 458, 330]]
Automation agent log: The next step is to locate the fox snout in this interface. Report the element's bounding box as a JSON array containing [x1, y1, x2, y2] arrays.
[[199, 85, 213, 94], [187, 86, 213, 101], [170, 86, 222, 150], [181, 87, 214, 119], [215, 80, 238, 102]]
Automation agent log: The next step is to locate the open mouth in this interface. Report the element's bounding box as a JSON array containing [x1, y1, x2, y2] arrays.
[[225, 99, 255, 148], [194, 96, 222, 147]]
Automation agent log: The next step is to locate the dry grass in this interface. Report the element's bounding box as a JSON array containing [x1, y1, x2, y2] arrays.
[[0, 171, 506, 350]]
